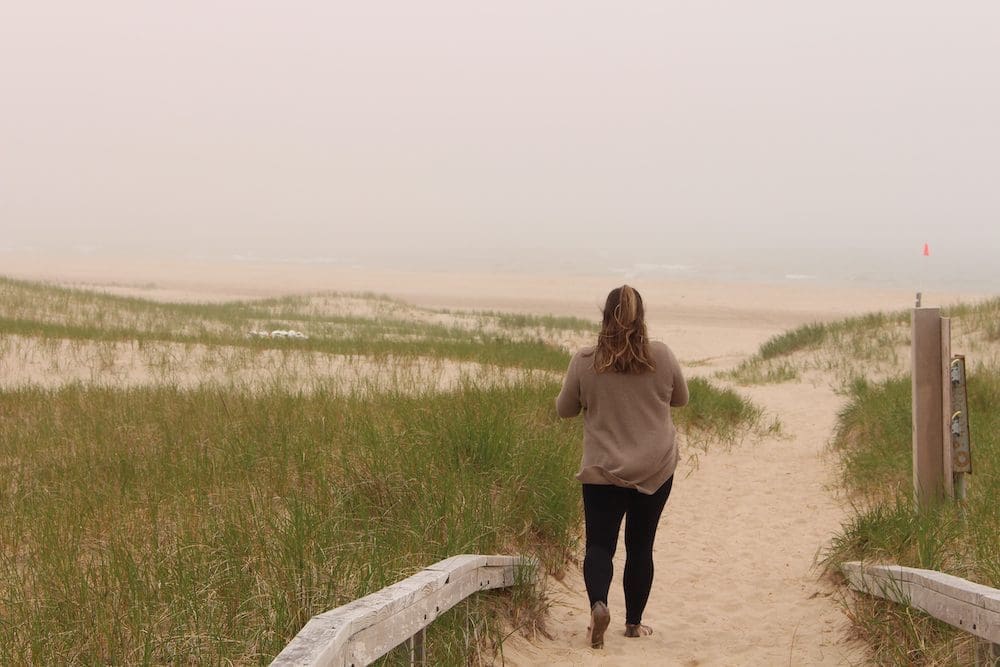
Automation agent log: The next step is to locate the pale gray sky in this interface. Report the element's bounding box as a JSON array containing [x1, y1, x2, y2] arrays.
[[2, 2, 999, 271]]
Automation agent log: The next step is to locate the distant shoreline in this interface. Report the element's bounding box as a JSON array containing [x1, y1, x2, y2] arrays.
[[3, 247, 997, 295]]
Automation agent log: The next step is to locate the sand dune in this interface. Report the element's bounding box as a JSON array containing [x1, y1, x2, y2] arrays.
[[0, 334, 551, 393]]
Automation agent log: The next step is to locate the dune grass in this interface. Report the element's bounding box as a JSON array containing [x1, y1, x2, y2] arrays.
[[0, 382, 584, 664], [0, 277, 763, 664], [758, 322, 831, 360], [727, 298, 1000, 388], [681, 377, 779, 450], [726, 311, 911, 386]]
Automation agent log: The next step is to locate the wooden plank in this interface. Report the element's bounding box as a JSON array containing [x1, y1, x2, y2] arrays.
[[347, 566, 514, 665], [484, 554, 521, 567], [913, 570, 1000, 610], [271, 555, 532, 666], [340, 570, 450, 634], [841, 562, 913, 587], [843, 562, 1000, 644], [425, 554, 490, 580], [906, 585, 1000, 643], [345, 556, 524, 633], [855, 566, 1000, 615], [912, 308, 945, 506], [272, 612, 350, 667]]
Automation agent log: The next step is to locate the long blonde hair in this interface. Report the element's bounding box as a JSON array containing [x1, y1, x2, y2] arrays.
[[593, 285, 655, 374]]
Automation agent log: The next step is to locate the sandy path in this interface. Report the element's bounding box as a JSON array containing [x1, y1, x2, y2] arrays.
[[501, 377, 866, 666]]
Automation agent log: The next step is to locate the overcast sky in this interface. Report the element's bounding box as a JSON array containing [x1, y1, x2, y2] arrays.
[[2, 1, 999, 267]]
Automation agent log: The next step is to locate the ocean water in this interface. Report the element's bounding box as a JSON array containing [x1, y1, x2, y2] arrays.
[[605, 249, 998, 294], [4, 243, 995, 295], [214, 246, 999, 295]]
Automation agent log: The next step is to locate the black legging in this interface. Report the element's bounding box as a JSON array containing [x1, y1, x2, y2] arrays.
[[582, 476, 673, 625]]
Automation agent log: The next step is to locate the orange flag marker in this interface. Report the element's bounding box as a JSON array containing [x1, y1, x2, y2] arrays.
[[923, 243, 930, 257]]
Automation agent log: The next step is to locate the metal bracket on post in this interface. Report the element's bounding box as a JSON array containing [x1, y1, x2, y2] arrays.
[[949, 355, 972, 501]]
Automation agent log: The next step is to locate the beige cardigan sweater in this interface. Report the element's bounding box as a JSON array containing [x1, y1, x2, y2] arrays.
[[556, 341, 688, 494]]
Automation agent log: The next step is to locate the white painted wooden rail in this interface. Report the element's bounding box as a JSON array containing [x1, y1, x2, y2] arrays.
[[842, 561, 1000, 662], [271, 554, 536, 667]]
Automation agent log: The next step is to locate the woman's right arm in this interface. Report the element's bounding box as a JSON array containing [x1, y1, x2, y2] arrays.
[[667, 347, 689, 407], [555, 354, 582, 418]]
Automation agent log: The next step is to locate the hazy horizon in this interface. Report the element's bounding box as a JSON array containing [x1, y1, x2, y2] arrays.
[[2, 2, 999, 288]]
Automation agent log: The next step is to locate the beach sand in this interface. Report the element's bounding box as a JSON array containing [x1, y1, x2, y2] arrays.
[[3, 254, 988, 665]]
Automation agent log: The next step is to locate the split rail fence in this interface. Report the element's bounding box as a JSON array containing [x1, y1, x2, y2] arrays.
[[271, 554, 536, 666]]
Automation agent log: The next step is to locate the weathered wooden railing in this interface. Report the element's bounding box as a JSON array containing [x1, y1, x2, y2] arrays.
[[843, 561, 1000, 664], [271, 554, 537, 666]]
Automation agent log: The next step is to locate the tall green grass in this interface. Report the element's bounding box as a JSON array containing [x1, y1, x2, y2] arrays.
[[758, 322, 830, 360], [680, 377, 778, 449], [831, 376, 913, 497], [0, 382, 583, 664]]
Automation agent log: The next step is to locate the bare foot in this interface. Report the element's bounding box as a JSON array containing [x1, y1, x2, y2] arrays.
[[588, 601, 610, 649], [624, 623, 653, 638]]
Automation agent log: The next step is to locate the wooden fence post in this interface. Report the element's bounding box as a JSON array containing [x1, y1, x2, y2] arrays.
[[408, 627, 426, 665], [912, 307, 945, 507], [941, 317, 954, 499], [976, 638, 1000, 667]]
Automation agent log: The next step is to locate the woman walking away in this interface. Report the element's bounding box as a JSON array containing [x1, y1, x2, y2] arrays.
[[556, 285, 688, 649]]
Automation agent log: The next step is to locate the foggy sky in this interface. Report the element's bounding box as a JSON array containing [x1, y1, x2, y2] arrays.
[[2, 1, 999, 264]]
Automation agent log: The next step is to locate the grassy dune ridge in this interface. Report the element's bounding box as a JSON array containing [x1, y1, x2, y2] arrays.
[[0, 277, 766, 664], [729, 297, 1000, 665], [726, 297, 1000, 386], [0, 277, 592, 371]]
